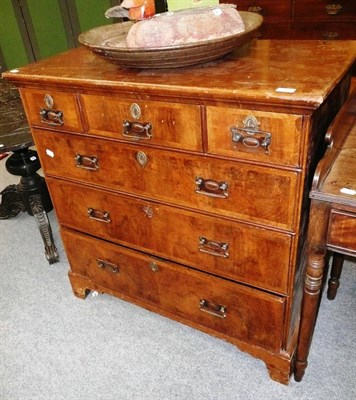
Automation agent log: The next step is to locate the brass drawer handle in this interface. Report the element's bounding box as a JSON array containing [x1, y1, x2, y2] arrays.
[[322, 31, 340, 40], [199, 299, 227, 319], [195, 177, 228, 198], [248, 5, 263, 14], [122, 120, 152, 140], [87, 207, 111, 223], [75, 154, 99, 170], [97, 258, 119, 274], [39, 108, 64, 126], [199, 236, 229, 258], [325, 4, 342, 15], [230, 115, 271, 152]]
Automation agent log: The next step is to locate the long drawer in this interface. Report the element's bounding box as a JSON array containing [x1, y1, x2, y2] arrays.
[[290, 21, 356, 40], [35, 129, 299, 230], [224, 0, 292, 20], [294, 0, 356, 21], [47, 178, 291, 294], [62, 227, 286, 352]]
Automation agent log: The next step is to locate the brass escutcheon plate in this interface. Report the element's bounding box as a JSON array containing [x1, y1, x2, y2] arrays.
[[130, 103, 141, 120]]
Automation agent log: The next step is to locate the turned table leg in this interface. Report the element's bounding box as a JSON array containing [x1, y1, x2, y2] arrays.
[[294, 251, 326, 381], [327, 252, 344, 300], [295, 200, 330, 382]]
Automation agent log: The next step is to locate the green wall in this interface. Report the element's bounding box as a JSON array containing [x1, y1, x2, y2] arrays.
[[0, 0, 168, 72], [0, 0, 29, 71], [26, 0, 69, 59], [75, 0, 112, 33], [0, 0, 117, 72]]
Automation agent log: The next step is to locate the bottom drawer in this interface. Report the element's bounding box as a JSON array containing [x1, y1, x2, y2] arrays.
[[62, 227, 286, 352]]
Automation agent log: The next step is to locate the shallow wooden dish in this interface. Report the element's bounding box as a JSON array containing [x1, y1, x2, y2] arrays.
[[78, 11, 263, 69]]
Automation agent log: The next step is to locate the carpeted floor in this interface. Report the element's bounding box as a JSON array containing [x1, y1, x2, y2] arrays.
[[0, 158, 355, 400]]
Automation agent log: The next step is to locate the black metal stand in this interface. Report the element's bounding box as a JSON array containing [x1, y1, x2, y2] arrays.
[[0, 147, 59, 264]]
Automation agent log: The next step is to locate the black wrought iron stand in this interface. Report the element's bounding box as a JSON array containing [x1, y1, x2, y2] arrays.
[[0, 77, 59, 264]]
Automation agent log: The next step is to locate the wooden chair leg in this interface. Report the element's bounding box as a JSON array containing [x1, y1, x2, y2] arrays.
[[327, 252, 344, 300]]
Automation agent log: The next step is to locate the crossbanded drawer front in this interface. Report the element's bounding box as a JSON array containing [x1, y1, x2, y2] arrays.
[[206, 107, 303, 166], [327, 210, 356, 253], [48, 178, 291, 294], [294, 0, 355, 20], [20, 88, 83, 132], [290, 22, 356, 40], [62, 227, 285, 352], [225, 0, 292, 20], [80, 94, 202, 151], [35, 130, 298, 230]]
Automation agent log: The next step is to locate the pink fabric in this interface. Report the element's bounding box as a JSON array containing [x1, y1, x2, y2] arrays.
[[126, 6, 245, 48]]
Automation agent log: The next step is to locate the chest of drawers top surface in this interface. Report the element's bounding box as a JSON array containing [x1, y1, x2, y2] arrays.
[[5, 40, 355, 108]]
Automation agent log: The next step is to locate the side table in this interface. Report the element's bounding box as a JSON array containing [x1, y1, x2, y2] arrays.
[[294, 89, 356, 381], [0, 78, 59, 264]]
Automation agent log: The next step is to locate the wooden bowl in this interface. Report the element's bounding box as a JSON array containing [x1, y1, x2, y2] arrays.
[[78, 11, 263, 69]]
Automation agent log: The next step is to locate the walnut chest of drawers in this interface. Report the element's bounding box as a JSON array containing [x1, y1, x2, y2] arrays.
[[4, 39, 355, 384], [224, 1, 356, 40]]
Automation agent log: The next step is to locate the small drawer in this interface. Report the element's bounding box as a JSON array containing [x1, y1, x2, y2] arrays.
[[206, 107, 303, 167], [62, 227, 285, 352], [294, 1, 355, 21], [80, 94, 203, 151], [48, 178, 292, 294], [224, 0, 292, 20], [328, 210, 356, 253], [20, 88, 83, 132], [34, 129, 299, 230]]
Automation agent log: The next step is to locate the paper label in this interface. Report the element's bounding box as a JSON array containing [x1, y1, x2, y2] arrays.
[[46, 149, 54, 158], [275, 87, 297, 94], [340, 187, 356, 195]]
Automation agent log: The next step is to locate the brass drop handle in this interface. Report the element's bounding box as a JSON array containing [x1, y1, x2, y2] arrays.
[[199, 299, 227, 319], [122, 120, 152, 140], [75, 154, 99, 170], [230, 115, 271, 152], [195, 177, 228, 198], [322, 31, 340, 40], [39, 108, 64, 126], [97, 258, 119, 274], [87, 207, 111, 223], [199, 236, 229, 258], [325, 4, 342, 15], [39, 93, 64, 126], [248, 6, 263, 14]]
